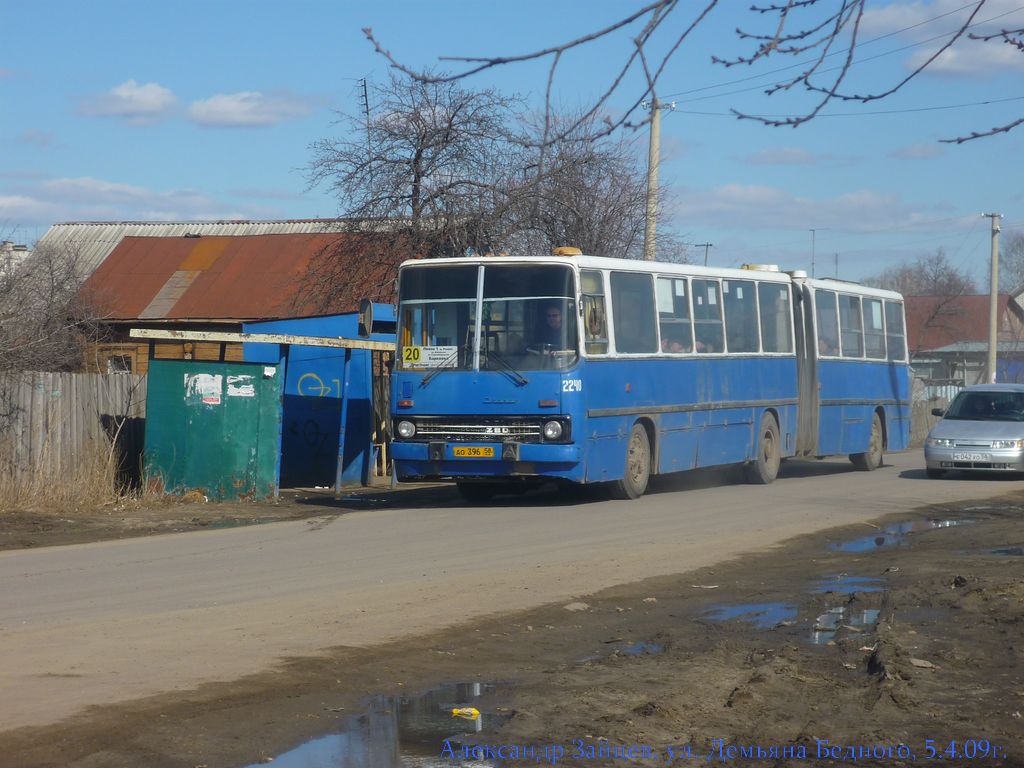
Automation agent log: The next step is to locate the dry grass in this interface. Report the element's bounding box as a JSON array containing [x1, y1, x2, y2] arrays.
[[0, 435, 135, 514]]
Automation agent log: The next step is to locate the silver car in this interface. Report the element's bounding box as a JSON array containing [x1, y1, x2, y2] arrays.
[[924, 383, 1024, 478]]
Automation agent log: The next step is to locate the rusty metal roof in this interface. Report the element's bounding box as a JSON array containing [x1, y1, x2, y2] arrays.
[[35, 219, 345, 279], [80, 232, 397, 320]]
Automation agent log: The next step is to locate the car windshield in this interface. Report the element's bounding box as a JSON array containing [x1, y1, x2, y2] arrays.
[[944, 391, 1024, 421]]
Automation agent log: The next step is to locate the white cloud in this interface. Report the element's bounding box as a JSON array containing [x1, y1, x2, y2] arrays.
[[0, 176, 254, 228], [890, 142, 944, 159], [860, 0, 1024, 77], [79, 80, 177, 124], [17, 130, 54, 148], [672, 183, 943, 233], [0, 194, 63, 224], [186, 91, 311, 127], [744, 148, 821, 166], [907, 38, 1024, 75]]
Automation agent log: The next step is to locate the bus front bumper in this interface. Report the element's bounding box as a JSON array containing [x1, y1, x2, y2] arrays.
[[391, 441, 583, 481]]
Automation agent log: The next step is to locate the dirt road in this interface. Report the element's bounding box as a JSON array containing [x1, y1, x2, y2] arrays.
[[1, 452, 1023, 767]]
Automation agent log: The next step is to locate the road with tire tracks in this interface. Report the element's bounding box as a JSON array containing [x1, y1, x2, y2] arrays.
[[0, 451, 1019, 732]]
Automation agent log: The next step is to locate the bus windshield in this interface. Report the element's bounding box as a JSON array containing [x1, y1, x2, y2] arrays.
[[398, 263, 578, 371]]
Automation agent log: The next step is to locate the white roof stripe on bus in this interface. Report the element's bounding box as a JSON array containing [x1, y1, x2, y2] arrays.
[[398, 256, 794, 283]]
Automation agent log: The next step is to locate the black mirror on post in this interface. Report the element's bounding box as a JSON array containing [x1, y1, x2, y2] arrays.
[[357, 298, 373, 338]]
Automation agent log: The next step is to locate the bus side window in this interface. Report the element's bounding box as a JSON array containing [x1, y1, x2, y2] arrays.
[[657, 276, 693, 353], [581, 269, 608, 355], [863, 298, 885, 359], [723, 279, 758, 353], [839, 294, 864, 357], [759, 283, 792, 353], [814, 289, 839, 357], [885, 301, 906, 361], [692, 279, 723, 353], [611, 272, 658, 354]]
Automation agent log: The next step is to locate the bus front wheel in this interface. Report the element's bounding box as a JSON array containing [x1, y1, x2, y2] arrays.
[[744, 413, 781, 485], [850, 412, 883, 471], [613, 423, 651, 500]]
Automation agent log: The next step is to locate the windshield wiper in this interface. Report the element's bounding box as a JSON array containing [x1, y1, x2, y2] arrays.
[[419, 348, 461, 388], [482, 350, 529, 387]]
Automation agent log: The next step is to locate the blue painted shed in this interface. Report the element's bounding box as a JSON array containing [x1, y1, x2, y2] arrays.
[[242, 305, 396, 488]]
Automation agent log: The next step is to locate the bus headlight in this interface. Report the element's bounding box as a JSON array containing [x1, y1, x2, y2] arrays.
[[543, 420, 563, 441], [397, 420, 416, 439]]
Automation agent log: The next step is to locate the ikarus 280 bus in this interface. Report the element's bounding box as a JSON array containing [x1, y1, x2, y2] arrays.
[[390, 249, 910, 501]]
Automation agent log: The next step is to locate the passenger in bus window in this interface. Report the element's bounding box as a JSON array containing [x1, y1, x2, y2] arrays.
[[661, 337, 686, 353], [818, 337, 838, 356]]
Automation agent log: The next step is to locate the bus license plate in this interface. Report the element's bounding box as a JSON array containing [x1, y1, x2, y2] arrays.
[[953, 452, 987, 461], [452, 446, 495, 458]]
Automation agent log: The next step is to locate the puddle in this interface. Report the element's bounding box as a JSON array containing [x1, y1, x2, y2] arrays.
[[810, 607, 880, 645], [576, 639, 664, 664], [990, 546, 1024, 556], [703, 602, 797, 629], [830, 518, 975, 553], [620, 640, 664, 655], [810, 575, 884, 594], [243, 682, 506, 768]]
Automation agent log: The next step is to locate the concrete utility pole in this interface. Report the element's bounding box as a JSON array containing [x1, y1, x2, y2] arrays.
[[693, 242, 713, 266], [642, 99, 675, 261], [360, 78, 372, 160], [809, 229, 817, 278], [984, 212, 1002, 383]]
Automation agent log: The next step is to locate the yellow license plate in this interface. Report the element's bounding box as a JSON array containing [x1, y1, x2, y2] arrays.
[[452, 446, 495, 458]]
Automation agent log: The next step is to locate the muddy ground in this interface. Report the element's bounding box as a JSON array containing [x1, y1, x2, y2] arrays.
[[1, 486, 1023, 768], [0, 483, 456, 552]]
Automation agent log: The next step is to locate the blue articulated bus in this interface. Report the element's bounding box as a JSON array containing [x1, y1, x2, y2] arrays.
[[390, 251, 910, 501]]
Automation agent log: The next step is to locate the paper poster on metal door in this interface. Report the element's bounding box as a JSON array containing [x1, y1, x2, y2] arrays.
[[227, 374, 256, 398], [184, 373, 222, 405]]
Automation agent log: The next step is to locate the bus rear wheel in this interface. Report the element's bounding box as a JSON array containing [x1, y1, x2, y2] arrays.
[[850, 412, 883, 471], [744, 413, 781, 485], [456, 482, 497, 503], [613, 423, 651, 500]]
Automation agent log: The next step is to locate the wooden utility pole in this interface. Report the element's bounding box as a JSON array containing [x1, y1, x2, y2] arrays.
[[984, 212, 1002, 383]]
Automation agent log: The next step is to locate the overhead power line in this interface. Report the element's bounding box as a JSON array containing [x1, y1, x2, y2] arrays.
[[660, 4, 1024, 104]]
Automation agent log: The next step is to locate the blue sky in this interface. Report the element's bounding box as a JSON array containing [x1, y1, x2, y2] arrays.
[[2, 0, 1022, 286]]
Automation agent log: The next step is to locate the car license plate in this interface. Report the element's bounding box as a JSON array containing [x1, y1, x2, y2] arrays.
[[953, 452, 988, 461], [452, 446, 495, 458]]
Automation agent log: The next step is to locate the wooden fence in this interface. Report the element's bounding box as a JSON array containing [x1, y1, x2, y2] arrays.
[[1, 372, 147, 485]]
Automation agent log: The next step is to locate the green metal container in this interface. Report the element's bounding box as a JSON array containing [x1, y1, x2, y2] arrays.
[[145, 360, 283, 500]]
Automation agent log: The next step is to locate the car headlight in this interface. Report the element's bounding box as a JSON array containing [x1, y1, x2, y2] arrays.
[[926, 438, 955, 447], [542, 420, 563, 441], [396, 420, 416, 439], [991, 439, 1024, 449]]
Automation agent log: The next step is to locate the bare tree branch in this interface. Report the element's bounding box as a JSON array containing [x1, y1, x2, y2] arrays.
[[365, 1, 1021, 144], [303, 78, 673, 310]]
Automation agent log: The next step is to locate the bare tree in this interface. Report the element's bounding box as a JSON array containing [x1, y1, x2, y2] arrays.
[[864, 249, 977, 360], [508, 112, 685, 260], [863, 248, 977, 297], [998, 231, 1024, 293], [307, 72, 525, 255], [0, 242, 108, 436], [303, 78, 679, 310], [364, 1, 1022, 144], [0, 242, 102, 375]]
